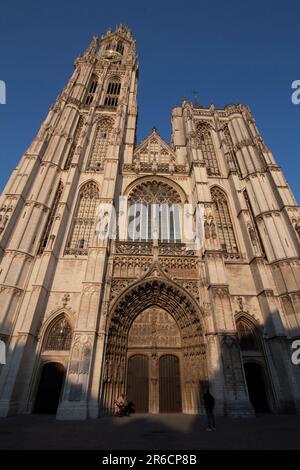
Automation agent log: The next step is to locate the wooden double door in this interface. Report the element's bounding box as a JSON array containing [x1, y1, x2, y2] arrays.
[[126, 308, 182, 413], [127, 353, 182, 413]]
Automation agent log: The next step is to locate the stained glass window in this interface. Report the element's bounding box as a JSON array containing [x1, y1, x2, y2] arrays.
[[44, 317, 72, 351], [128, 181, 182, 242]]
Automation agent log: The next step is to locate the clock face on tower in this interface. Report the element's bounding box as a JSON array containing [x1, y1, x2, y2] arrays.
[[100, 49, 122, 63]]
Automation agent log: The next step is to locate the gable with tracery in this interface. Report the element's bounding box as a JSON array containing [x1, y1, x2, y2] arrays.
[[132, 128, 176, 174]]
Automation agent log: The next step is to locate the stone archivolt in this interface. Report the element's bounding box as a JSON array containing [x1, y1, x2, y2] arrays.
[[101, 276, 207, 414]]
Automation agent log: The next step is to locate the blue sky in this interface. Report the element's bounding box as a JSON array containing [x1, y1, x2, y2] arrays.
[[0, 0, 299, 202]]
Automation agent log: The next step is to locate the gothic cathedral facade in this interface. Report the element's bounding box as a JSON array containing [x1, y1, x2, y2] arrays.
[[0, 25, 300, 420]]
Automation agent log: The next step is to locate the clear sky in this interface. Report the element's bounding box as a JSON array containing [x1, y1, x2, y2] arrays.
[[0, 0, 299, 202]]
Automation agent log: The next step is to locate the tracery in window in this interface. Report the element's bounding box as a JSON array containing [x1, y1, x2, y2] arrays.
[[127, 181, 182, 242], [104, 80, 121, 108], [44, 316, 72, 351], [85, 75, 98, 105], [196, 122, 220, 175], [65, 182, 100, 255], [86, 118, 113, 172], [211, 186, 238, 253]]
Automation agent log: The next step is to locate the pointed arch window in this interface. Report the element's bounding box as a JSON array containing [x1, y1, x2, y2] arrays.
[[236, 318, 260, 351], [65, 182, 100, 255], [116, 41, 124, 55], [64, 116, 84, 170], [44, 316, 72, 351], [38, 181, 63, 255], [85, 75, 98, 105], [86, 118, 113, 171], [127, 181, 182, 242], [104, 80, 121, 108], [196, 122, 220, 175], [211, 187, 238, 253]]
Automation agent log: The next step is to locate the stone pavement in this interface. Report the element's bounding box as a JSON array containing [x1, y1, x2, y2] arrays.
[[0, 413, 300, 450]]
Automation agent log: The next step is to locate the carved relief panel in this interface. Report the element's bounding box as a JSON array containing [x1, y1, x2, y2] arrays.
[[128, 307, 181, 349]]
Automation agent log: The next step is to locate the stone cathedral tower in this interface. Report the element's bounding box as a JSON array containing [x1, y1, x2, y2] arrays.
[[0, 25, 299, 420]]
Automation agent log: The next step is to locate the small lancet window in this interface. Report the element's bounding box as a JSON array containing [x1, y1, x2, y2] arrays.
[[116, 41, 124, 55], [85, 76, 98, 105]]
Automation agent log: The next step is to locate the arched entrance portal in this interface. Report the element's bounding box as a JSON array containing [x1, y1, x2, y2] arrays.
[[33, 362, 65, 414], [244, 362, 269, 413], [101, 278, 207, 415], [236, 316, 272, 413], [126, 308, 182, 413]]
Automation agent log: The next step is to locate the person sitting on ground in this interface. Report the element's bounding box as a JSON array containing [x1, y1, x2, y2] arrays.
[[114, 393, 126, 416]]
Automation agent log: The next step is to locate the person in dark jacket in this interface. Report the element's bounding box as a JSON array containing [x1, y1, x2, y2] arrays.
[[203, 389, 216, 431]]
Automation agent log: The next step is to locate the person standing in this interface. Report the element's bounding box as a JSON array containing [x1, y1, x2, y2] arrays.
[[203, 389, 216, 431]]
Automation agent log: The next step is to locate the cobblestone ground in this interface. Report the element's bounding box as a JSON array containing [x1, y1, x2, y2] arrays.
[[0, 414, 300, 450]]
